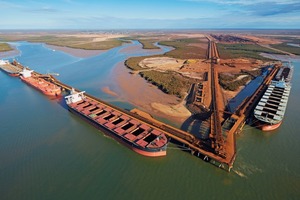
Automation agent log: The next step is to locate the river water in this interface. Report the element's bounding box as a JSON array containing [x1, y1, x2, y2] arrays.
[[0, 42, 299, 200]]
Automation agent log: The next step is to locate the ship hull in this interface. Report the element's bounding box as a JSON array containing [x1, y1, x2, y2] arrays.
[[0, 68, 19, 77], [20, 76, 61, 96], [9, 73, 19, 77], [259, 121, 282, 131], [254, 64, 293, 132], [67, 106, 167, 157]]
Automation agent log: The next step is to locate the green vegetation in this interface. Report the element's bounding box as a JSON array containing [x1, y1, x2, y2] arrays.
[[0, 43, 13, 52], [139, 70, 196, 98], [0, 35, 125, 50], [125, 55, 154, 71], [28, 36, 125, 50], [158, 38, 208, 59], [67, 40, 125, 50], [219, 76, 251, 91], [121, 36, 160, 49], [124, 37, 208, 97], [139, 39, 160, 49], [270, 43, 300, 55], [240, 68, 262, 77], [219, 73, 239, 82], [219, 69, 262, 91], [217, 43, 281, 60], [274, 36, 300, 44], [125, 37, 209, 71]]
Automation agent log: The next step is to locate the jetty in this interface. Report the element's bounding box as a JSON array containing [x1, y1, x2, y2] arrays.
[[1, 41, 280, 171]]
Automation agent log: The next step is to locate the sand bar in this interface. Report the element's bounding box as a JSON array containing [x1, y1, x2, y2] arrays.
[[112, 61, 191, 123], [46, 44, 106, 58]]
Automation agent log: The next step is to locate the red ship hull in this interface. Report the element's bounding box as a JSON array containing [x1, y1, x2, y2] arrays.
[[20, 76, 61, 96], [68, 107, 167, 157], [64, 90, 169, 157], [261, 121, 282, 131], [9, 73, 19, 77]]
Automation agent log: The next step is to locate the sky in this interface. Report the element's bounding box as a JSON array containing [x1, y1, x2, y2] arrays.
[[1, 0, 300, 29]]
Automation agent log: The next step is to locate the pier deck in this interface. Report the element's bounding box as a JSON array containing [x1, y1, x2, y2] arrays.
[[4, 41, 280, 171]]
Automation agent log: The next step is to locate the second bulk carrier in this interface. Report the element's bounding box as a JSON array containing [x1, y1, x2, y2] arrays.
[[20, 68, 61, 96], [65, 89, 168, 157], [254, 63, 293, 131]]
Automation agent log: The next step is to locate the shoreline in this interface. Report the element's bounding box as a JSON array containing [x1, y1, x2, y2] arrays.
[[110, 61, 191, 124], [0, 46, 20, 59], [260, 53, 300, 61], [46, 44, 107, 58]]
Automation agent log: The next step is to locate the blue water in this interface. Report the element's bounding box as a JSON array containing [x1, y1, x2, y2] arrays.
[[10, 40, 171, 101], [287, 43, 300, 48], [228, 66, 273, 113], [1, 42, 300, 200]]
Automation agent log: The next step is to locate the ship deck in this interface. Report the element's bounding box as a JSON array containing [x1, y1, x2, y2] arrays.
[[254, 81, 291, 124], [21, 75, 61, 96], [0, 62, 22, 74], [68, 98, 168, 151], [275, 65, 293, 82]]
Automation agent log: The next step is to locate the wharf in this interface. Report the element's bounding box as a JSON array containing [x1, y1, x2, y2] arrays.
[[47, 76, 231, 168], [3, 42, 280, 171], [46, 63, 278, 171]]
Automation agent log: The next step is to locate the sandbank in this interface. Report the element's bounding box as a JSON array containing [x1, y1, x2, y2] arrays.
[[0, 49, 19, 59], [46, 44, 106, 58], [111, 61, 191, 123], [260, 53, 300, 61], [101, 86, 118, 97], [0, 45, 19, 59]]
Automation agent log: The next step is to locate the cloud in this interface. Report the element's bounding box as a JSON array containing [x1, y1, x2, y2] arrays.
[[0, 1, 60, 13], [0, 0, 23, 9], [184, 0, 300, 16], [60, 15, 300, 29], [26, 7, 60, 13], [242, 2, 300, 16], [183, 0, 299, 5], [62, 16, 218, 29]]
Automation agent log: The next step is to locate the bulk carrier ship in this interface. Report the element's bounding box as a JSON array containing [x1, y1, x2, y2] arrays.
[[0, 59, 22, 76], [254, 63, 293, 131], [20, 68, 61, 96], [65, 89, 168, 157]]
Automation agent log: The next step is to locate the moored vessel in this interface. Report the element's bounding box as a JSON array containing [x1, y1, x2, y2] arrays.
[[65, 88, 168, 157], [19, 68, 61, 96], [254, 63, 293, 131], [0, 59, 22, 76]]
